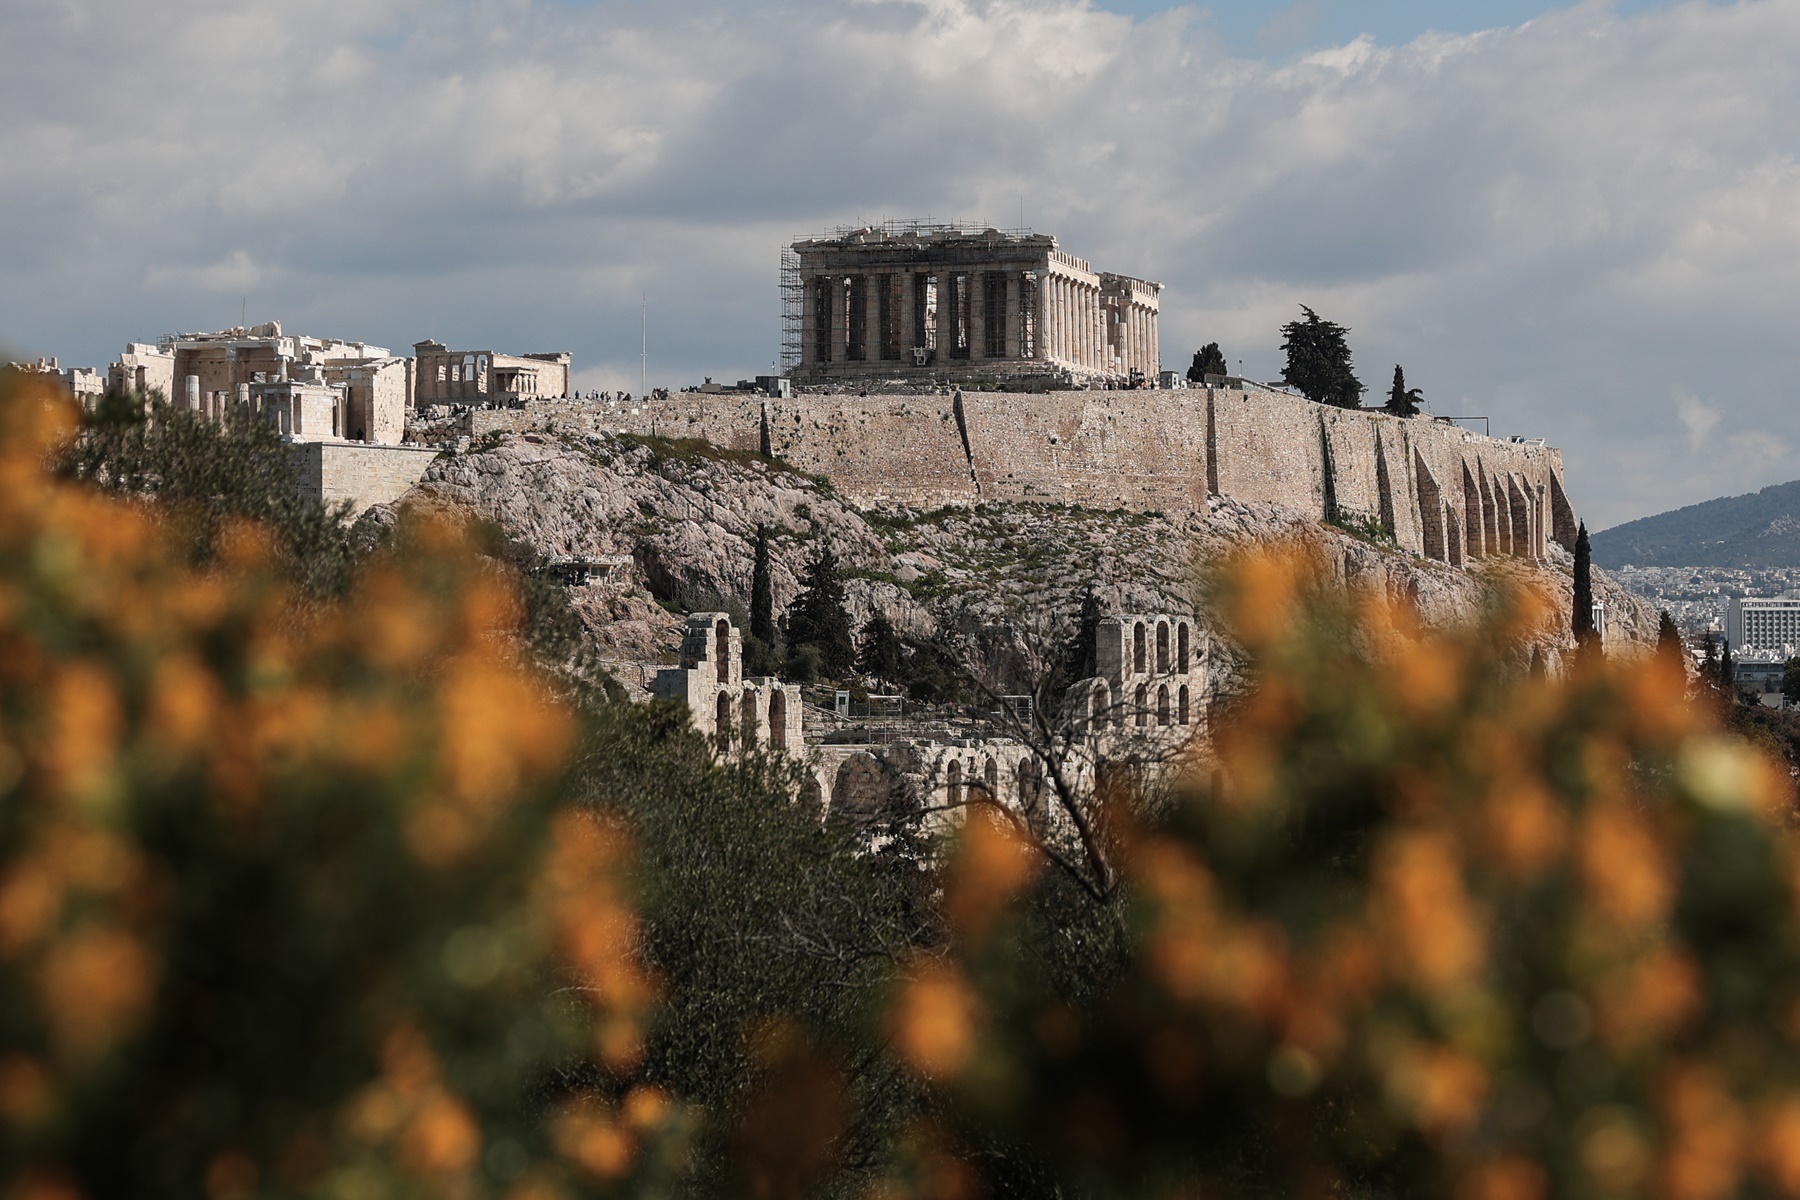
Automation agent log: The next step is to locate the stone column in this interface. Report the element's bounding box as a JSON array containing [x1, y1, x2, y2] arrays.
[[900, 272, 917, 361], [830, 276, 849, 365], [800, 275, 818, 368], [1049, 277, 1062, 363], [866, 273, 884, 362], [1147, 306, 1159, 379], [1005, 272, 1022, 359], [969, 272, 987, 361]]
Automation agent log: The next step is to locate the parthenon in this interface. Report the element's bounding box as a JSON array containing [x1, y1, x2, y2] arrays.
[[788, 223, 1160, 387]]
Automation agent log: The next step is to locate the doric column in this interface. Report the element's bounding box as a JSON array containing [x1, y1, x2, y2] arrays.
[[830, 276, 849, 364], [899, 272, 917, 362], [969, 272, 987, 361], [867, 273, 884, 361], [800, 275, 818, 368], [1051, 277, 1064, 363], [1083, 285, 1096, 368], [1005, 272, 1022, 359], [1148, 305, 1159, 379]]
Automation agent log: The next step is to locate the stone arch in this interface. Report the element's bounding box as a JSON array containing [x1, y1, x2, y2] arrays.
[[741, 689, 760, 747], [1157, 684, 1171, 727], [1155, 621, 1170, 673], [1178, 685, 1191, 726], [832, 752, 900, 821], [1413, 452, 1445, 563], [715, 692, 732, 752], [1133, 622, 1147, 674], [768, 689, 787, 748], [946, 759, 962, 806], [1086, 679, 1110, 730], [1177, 622, 1191, 673], [1462, 463, 1484, 559], [1508, 477, 1532, 559], [1135, 683, 1149, 728]]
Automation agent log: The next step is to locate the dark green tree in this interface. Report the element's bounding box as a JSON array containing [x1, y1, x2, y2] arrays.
[[1279, 306, 1365, 408], [1572, 523, 1597, 650], [1658, 611, 1687, 670], [784, 544, 856, 679], [1385, 364, 1424, 417], [1059, 590, 1103, 689], [1186, 343, 1228, 384], [745, 525, 779, 676], [1784, 657, 1800, 707], [857, 611, 907, 684]]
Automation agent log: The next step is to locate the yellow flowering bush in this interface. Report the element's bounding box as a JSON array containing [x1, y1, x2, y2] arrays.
[[889, 545, 1800, 1199], [0, 371, 664, 1198]]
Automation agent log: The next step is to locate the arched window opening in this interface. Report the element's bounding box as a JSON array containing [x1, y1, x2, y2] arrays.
[[769, 690, 787, 748], [1135, 684, 1149, 728], [1177, 623, 1191, 673], [1157, 685, 1171, 727], [984, 758, 999, 801], [1089, 682, 1109, 729], [741, 690, 759, 747], [1156, 622, 1170, 673], [946, 760, 962, 806], [715, 693, 732, 752], [1133, 623, 1147, 674], [715, 619, 731, 683], [1178, 685, 1191, 726]]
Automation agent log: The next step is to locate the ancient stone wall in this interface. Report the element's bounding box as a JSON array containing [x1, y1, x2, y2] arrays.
[[455, 386, 1573, 563], [292, 441, 443, 515]]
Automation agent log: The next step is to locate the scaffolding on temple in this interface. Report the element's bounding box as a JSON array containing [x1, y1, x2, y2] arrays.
[[779, 243, 803, 375]]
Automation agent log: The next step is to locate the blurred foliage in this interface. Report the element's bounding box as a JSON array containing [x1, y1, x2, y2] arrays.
[[884, 544, 1800, 1200], [56, 388, 366, 598], [0, 371, 670, 1198]]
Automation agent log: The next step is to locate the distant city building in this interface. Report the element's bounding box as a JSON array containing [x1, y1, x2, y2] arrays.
[[413, 341, 571, 406], [1725, 594, 1800, 655], [785, 222, 1160, 387]]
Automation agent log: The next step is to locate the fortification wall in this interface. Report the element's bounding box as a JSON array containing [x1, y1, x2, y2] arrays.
[[293, 441, 443, 515], [451, 387, 1572, 566]]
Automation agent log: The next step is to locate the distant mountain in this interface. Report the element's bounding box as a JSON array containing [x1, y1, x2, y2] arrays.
[[1592, 479, 1800, 568]]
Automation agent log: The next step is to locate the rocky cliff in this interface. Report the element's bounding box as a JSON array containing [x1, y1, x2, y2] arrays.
[[401, 430, 1657, 697]]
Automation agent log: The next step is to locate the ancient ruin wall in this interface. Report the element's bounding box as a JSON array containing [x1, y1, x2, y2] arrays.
[[461, 387, 1572, 563]]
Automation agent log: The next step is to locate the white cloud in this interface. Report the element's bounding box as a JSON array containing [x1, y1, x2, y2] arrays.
[[3, 0, 1800, 527], [1677, 395, 1720, 452]]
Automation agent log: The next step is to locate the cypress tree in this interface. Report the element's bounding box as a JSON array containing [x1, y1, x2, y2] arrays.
[[1061, 590, 1103, 687], [749, 525, 775, 647], [857, 612, 907, 684], [1572, 523, 1596, 650], [785, 544, 856, 680], [1656, 611, 1685, 669], [1385, 365, 1423, 417]]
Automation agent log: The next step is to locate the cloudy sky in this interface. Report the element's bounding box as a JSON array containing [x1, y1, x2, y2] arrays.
[[3, 0, 1796, 529]]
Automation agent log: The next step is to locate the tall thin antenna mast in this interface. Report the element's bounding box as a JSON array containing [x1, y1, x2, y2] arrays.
[[640, 295, 647, 396]]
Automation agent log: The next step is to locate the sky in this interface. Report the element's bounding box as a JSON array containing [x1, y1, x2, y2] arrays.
[[2, 0, 1794, 530]]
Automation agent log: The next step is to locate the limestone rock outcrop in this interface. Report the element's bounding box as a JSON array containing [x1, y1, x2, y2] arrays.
[[403, 430, 1656, 697]]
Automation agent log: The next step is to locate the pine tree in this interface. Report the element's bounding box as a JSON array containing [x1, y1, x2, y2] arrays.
[[1572, 523, 1597, 651], [1187, 343, 1228, 384], [857, 611, 907, 684], [1385, 364, 1423, 417], [1656, 612, 1686, 669], [1279, 306, 1365, 409], [785, 544, 856, 680]]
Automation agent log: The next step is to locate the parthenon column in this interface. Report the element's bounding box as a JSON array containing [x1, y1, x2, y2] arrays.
[[800, 276, 819, 368], [1005, 272, 1022, 359], [830, 276, 849, 365], [864, 274, 882, 361], [899, 272, 917, 359], [1085, 286, 1097, 369], [968, 273, 986, 361], [1053, 277, 1066, 363]]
